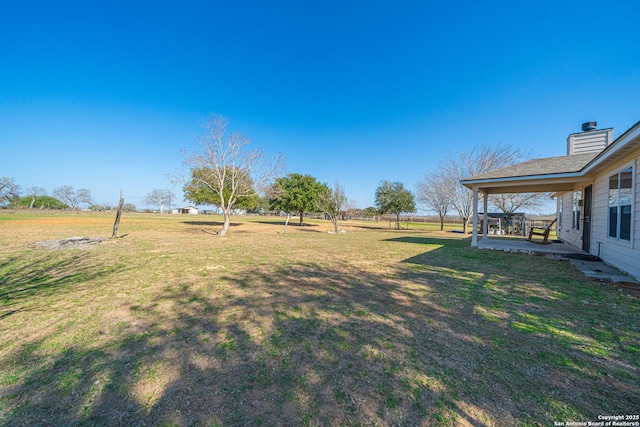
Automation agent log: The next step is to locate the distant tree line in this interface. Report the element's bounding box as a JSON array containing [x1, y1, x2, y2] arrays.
[[0, 177, 174, 214], [0, 179, 136, 212], [174, 114, 551, 237], [0, 179, 96, 211], [2, 115, 546, 239]]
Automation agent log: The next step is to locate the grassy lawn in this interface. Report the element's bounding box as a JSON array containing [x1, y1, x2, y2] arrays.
[[0, 212, 638, 426]]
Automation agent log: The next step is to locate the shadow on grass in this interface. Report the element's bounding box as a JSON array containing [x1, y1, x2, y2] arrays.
[[0, 251, 128, 319], [1, 238, 639, 426], [384, 236, 470, 244], [348, 223, 395, 231], [181, 220, 241, 227], [252, 220, 321, 227], [390, 237, 640, 419], [296, 228, 322, 233]]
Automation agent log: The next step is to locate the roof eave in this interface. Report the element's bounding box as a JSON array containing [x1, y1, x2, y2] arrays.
[[461, 171, 595, 194], [459, 120, 640, 194], [582, 121, 640, 174], [461, 171, 584, 188]]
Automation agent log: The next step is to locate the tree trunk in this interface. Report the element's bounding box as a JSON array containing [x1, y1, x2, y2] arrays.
[[29, 196, 35, 209], [299, 210, 304, 226], [439, 215, 445, 231], [462, 217, 469, 234], [396, 213, 401, 230], [219, 209, 231, 236], [332, 216, 339, 233]]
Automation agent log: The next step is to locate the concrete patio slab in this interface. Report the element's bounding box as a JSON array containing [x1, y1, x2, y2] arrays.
[[476, 236, 640, 286], [567, 259, 639, 284], [477, 236, 583, 254]]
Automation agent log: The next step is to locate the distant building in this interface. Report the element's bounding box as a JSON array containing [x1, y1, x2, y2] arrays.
[[172, 206, 199, 215]]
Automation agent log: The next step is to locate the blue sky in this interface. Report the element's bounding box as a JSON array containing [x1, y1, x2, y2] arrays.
[[2, 1, 640, 211]]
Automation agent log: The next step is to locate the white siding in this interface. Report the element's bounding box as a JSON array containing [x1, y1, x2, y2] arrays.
[[636, 156, 640, 253], [566, 129, 612, 155], [590, 173, 608, 254], [588, 147, 640, 281], [557, 189, 583, 248]]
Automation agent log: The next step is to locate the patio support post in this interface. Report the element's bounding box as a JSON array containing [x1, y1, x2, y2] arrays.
[[471, 185, 479, 247], [482, 192, 489, 241]]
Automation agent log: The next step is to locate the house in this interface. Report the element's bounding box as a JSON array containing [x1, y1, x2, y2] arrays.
[[172, 206, 199, 215], [460, 120, 640, 281]]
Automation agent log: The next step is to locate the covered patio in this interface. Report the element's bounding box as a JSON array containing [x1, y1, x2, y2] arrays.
[[459, 152, 597, 250], [459, 121, 640, 283]]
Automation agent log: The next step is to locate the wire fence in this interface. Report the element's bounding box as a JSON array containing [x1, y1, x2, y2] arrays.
[[376, 215, 467, 225], [2, 208, 556, 236]]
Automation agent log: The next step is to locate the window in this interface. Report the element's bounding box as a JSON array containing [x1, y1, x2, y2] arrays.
[[572, 191, 581, 230], [608, 167, 633, 241]]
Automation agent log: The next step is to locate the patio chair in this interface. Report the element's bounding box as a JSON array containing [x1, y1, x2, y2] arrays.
[[527, 218, 557, 244]]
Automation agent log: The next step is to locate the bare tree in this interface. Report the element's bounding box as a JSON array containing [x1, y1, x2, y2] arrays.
[[52, 185, 92, 210], [0, 177, 21, 206], [181, 114, 285, 236], [489, 192, 549, 215], [317, 181, 347, 234], [144, 189, 176, 214], [442, 144, 532, 233], [26, 186, 47, 209], [415, 171, 451, 231]]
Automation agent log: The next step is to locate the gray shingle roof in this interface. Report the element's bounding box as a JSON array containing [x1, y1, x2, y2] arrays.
[[462, 152, 598, 182]]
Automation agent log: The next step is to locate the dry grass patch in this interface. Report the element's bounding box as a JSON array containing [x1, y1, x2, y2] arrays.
[[0, 212, 638, 426]]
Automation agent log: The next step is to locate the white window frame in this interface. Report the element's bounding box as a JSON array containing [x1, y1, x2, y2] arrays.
[[572, 190, 581, 231], [558, 196, 563, 231], [607, 166, 634, 242]]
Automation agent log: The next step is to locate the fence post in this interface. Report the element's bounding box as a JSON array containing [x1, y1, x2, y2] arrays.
[[111, 191, 124, 239]]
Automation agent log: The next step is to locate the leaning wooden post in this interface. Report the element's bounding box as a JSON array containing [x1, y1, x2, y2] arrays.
[[111, 191, 125, 239]]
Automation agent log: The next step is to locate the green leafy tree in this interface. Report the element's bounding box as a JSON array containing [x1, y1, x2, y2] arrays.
[[184, 167, 259, 211], [251, 196, 270, 214], [362, 206, 379, 218], [123, 203, 138, 212], [13, 195, 68, 210], [374, 180, 416, 230], [268, 173, 327, 225]]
